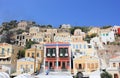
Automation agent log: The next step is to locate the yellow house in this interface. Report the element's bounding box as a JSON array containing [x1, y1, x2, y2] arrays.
[[0, 43, 19, 74], [31, 44, 44, 50], [25, 48, 43, 64], [46, 28, 57, 34], [44, 32, 53, 43], [107, 56, 120, 78], [88, 27, 100, 36], [17, 21, 28, 30], [73, 55, 100, 75], [16, 32, 32, 46], [71, 36, 83, 42], [16, 57, 39, 75], [54, 32, 71, 42], [31, 32, 44, 43], [29, 26, 40, 36], [74, 29, 86, 38]]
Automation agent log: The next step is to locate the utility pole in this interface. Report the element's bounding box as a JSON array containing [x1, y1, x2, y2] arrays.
[[34, 46, 37, 73]]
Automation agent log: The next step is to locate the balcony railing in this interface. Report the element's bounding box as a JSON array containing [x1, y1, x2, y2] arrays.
[[60, 53, 63, 56], [0, 54, 11, 58], [59, 53, 69, 57], [46, 53, 56, 58], [65, 53, 68, 56], [0, 60, 11, 64], [47, 53, 50, 57], [0, 54, 5, 57], [52, 53, 55, 56]]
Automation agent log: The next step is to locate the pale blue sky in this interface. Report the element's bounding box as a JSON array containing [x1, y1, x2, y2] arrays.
[[0, 0, 120, 27]]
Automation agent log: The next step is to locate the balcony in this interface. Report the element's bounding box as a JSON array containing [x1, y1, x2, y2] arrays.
[[52, 53, 55, 56], [46, 48, 56, 58], [47, 53, 50, 57], [0, 60, 11, 64], [46, 53, 56, 58], [60, 53, 63, 56], [0, 54, 5, 57], [107, 67, 120, 71], [0, 54, 11, 59], [59, 53, 69, 57], [65, 53, 68, 56]]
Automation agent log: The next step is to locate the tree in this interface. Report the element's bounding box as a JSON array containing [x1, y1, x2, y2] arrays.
[[84, 33, 97, 43], [90, 33, 97, 38], [26, 41, 37, 49], [100, 70, 112, 78], [0, 31, 14, 43], [101, 25, 112, 29], [16, 29, 25, 34], [70, 26, 81, 35], [2, 20, 18, 30], [17, 49, 25, 59], [59, 25, 62, 28], [2, 22, 9, 30], [9, 20, 18, 28], [47, 25, 52, 28], [70, 26, 91, 35]]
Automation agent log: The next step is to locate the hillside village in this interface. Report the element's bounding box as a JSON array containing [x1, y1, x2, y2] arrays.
[[0, 20, 120, 78]]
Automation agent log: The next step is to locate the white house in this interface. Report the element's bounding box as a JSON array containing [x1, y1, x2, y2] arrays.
[[111, 25, 120, 34], [71, 42, 97, 58], [60, 24, 71, 29], [90, 37, 104, 50], [54, 32, 71, 42], [99, 31, 115, 44]]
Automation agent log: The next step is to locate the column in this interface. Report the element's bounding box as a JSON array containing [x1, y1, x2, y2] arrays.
[[44, 45, 46, 72], [56, 45, 58, 71], [85, 62, 88, 72], [69, 46, 71, 73]]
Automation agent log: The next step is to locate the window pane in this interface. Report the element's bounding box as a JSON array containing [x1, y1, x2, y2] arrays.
[[76, 45, 78, 49], [58, 61, 61, 66], [2, 48, 4, 54], [37, 53, 39, 57], [45, 61, 48, 66]]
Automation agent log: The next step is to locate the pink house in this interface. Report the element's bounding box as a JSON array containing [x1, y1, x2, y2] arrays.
[[44, 42, 71, 72]]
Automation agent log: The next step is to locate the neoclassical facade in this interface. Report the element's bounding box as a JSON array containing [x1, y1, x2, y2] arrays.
[[29, 26, 40, 36], [0, 43, 19, 74], [71, 42, 96, 58], [54, 32, 71, 42], [44, 42, 71, 72], [31, 32, 44, 43], [15, 32, 32, 46], [88, 27, 100, 36], [107, 56, 120, 78], [16, 57, 39, 75], [74, 29, 85, 38], [25, 48, 43, 63], [73, 55, 100, 75]]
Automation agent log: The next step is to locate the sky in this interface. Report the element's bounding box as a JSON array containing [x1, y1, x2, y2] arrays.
[[0, 0, 120, 27]]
